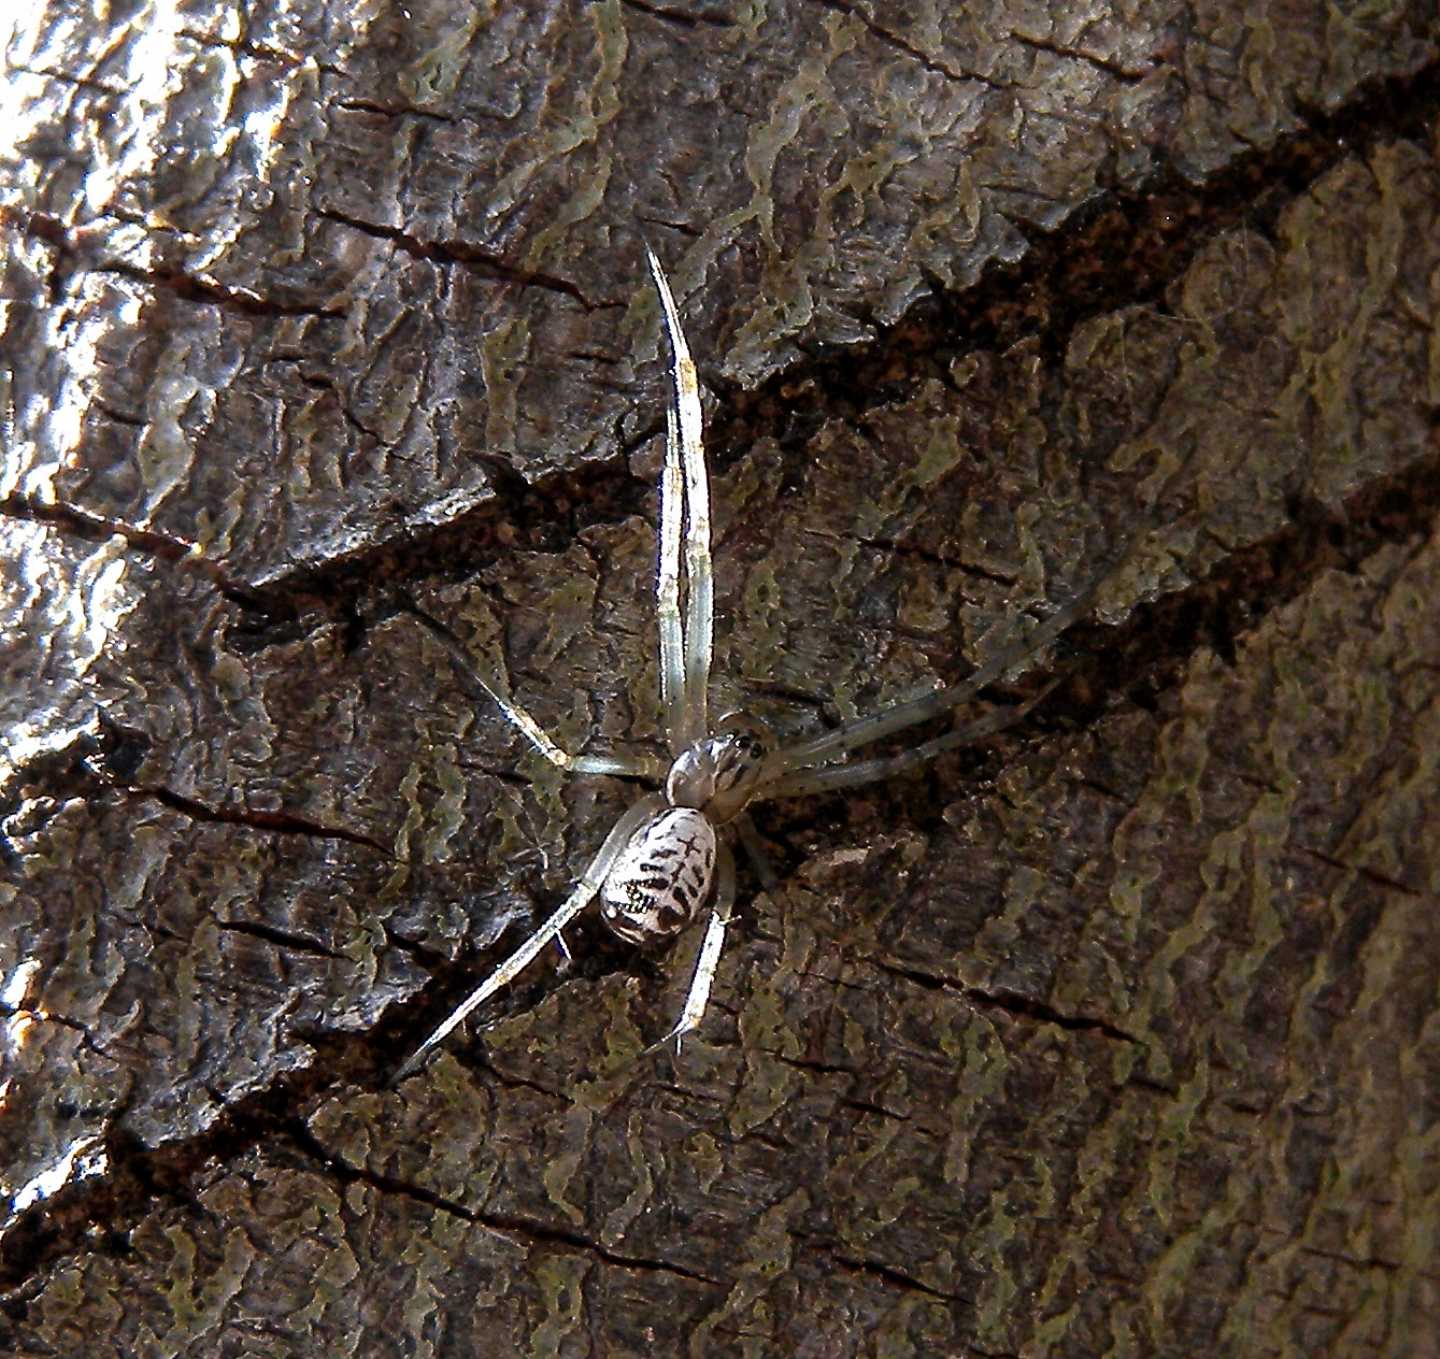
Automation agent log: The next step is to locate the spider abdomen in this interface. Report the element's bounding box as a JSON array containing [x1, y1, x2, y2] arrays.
[[599, 807, 716, 945]]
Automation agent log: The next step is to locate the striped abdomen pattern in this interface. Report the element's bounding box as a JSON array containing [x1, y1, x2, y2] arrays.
[[600, 807, 716, 945]]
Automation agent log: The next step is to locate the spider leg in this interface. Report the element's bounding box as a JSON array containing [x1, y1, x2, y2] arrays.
[[646, 245, 712, 749], [758, 682, 1059, 799], [656, 395, 687, 753], [734, 812, 779, 891], [765, 581, 1099, 776], [646, 840, 736, 1055], [405, 602, 664, 779], [393, 792, 666, 1082]]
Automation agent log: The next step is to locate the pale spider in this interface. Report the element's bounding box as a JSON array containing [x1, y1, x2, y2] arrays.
[[394, 249, 1097, 1082]]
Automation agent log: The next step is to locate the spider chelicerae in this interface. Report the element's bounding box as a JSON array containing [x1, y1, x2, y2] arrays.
[[394, 248, 1101, 1082]]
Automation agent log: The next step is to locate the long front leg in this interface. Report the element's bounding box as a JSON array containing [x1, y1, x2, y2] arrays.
[[646, 245, 712, 750], [394, 792, 665, 1082], [655, 395, 687, 754]]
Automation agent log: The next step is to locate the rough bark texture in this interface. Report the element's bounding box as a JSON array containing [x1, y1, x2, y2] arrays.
[[2, 2, 1438, 1356]]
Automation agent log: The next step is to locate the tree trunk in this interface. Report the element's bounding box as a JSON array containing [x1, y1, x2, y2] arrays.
[[2, 2, 1437, 1355]]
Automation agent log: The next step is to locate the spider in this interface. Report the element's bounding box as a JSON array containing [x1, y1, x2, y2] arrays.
[[393, 248, 1099, 1082]]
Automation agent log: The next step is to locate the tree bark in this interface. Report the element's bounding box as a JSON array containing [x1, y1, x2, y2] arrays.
[[2, 2, 1437, 1355]]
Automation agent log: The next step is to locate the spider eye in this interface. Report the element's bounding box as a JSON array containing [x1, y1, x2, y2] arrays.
[[714, 711, 772, 754]]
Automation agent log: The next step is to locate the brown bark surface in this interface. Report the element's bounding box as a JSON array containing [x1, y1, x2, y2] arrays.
[[2, 2, 1438, 1355]]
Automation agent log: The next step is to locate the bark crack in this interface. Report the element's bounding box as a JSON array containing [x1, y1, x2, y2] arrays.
[[816, 0, 1005, 92], [1008, 29, 1154, 83], [802, 1235, 971, 1304], [618, 0, 737, 28], [0, 492, 273, 613], [289, 1120, 726, 1287], [117, 780, 389, 855], [315, 208, 623, 311], [1298, 845, 1429, 901], [871, 955, 1143, 1046], [212, 917, 344, 961], [92, 260, 344, 322]]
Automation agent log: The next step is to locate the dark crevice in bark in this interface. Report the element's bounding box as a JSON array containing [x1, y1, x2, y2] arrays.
[[964, 985, 1142, 1046], [0, 1034, 722, 1309], [870, 955, 1142, 1046], [175, 26, 306, 69], [92, 261, 345, 321], [290, 369, 386, 444], [619, 0, 738, 29], [224, 452, 644, 645], [803, 1237, 971, 1304], [839, 1095, 910, 1124], [1127, 1072, 1181, 1099], [816, 0, 1006, 91], [332, 97, 462, 126], [734, 443, 1440, 844], [798, 521, 1022, 587], [28, 60, 1429, 681], [1064, 448, 1440, 714], [6, 62, 126, 96], [117, 781, 390, 855], [1008, 29, 1154, 82], [0, 492, 278, 615], [284, 1119, 725, 1286], [168, 64, 1440, 670], [460, 1052, 571, 1105], [717, 58, 1440, 456], [0, 1015, 396, 1301], [1298, 844, 1428, 900], [767, 1051, 863, 1081], [212, 918, 344, 961], [1295, 1242, 1407, 1277], [314, 207, 623, 312], [452, 758, 537, 792]]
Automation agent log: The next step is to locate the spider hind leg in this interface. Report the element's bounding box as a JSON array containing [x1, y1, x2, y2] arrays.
[[646, 841, 737, 1056], [392, 792, 665, 1083]]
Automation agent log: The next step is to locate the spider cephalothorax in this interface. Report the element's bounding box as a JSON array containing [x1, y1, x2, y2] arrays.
[[665, 716, 771, 819], [599, 716, 771, 946], [394, 249, 1102, 1081]]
